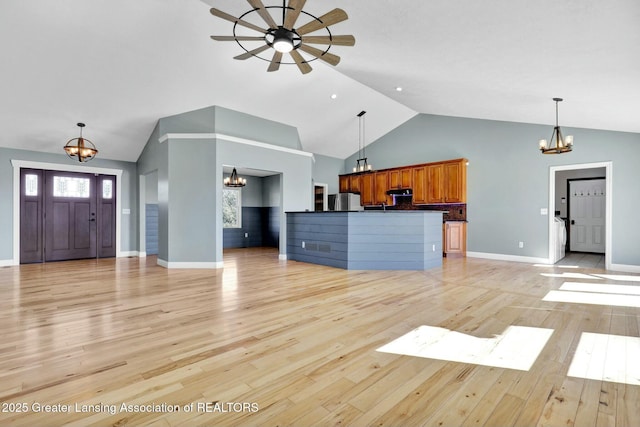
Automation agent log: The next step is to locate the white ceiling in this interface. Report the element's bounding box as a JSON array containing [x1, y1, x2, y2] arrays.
[[1, 1, 638, 163]]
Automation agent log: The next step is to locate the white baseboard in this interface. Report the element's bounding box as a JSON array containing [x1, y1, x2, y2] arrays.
[[0, 259, 15, 267], [467, 251, 549, 264], [279, 254, 287, 261], [609, 263, 640, 273], [138, 251, 147, 258], [118, 251, 140, 258], [157, 258, 224, 269]]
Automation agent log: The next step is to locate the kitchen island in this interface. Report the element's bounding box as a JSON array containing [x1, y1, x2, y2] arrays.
[[286, 211, 443, 270]]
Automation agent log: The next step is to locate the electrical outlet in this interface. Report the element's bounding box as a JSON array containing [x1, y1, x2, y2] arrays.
[[519, 241, 524, 248], [302, 241, 305, 249], [244, 233, 248, 238], [432, 244, 436, 252]]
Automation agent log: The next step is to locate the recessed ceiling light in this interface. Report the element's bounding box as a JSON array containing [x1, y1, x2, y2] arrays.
[[330, 94, 338, 99], [395, 86, 403, 92]]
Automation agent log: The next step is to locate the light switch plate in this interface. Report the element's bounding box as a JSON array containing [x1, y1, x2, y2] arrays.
[[122, 208, 131, 215], [540, 208, 548, 215]]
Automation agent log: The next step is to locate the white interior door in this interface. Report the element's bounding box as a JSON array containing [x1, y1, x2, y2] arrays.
[[569, 179, 606, 253]]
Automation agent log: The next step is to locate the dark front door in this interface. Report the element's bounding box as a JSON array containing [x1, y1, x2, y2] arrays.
[[19, 169, 44, 263], [19, 169, 117, 263], [44, 170, 97, 261], [97, 174, 117, 258]]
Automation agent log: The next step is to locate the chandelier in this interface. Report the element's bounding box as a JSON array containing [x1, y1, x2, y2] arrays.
[[539, 98, 573, 154], [63, 123, 98, 162], [224, 167, 246, 187], [353, 111, 372, 172]]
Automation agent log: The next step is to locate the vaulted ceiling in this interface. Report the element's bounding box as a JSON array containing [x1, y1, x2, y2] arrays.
[[1, 0, 638, 162]]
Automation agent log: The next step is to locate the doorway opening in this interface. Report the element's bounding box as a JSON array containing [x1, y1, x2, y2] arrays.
[[221, 167, 282, 252], [19, 168, 117, 263], [549, 162, 612, 269], [314, 183, 328, 211]]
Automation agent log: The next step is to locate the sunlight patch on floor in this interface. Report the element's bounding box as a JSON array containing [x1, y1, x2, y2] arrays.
[[540, 272, 603, 279], [376, 325, 553, 371], [559, 282, 640, 296], [568, 332, 640, 385], [543, 290, 640, 308], [534, 264, 579, 269], [593, 273, 640, 282]]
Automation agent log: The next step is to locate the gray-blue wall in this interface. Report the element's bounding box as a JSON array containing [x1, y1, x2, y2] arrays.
[[344, 114, 640, 267], [137, 106, 312, 267], [312, 153, 345, 194], [138, 122, 169, 260]]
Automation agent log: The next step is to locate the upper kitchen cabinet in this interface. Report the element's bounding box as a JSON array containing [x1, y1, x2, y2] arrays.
[[338, 157, 467, 206], [350, 174, 362, 194], [374, 171, 391, 205], [339, 174, 350, 193], [426, 163, 444, 204], [359, 171, 390, 206], [426, 159, 467, 204], [388, 168, 412, 189], [412, 165, 428, 204], [338, 173, 363, 194], [360, 173, 375, 205], [443, 159, 467, 203]]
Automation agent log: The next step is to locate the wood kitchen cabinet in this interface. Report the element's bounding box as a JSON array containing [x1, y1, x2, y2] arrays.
[[388, 168, 412, 189], [426, 163, 444, 203], [374, 171, 391, 205], [426, 159, 467, 203], [338, 174, 363, 194], [444, 221, 466, 257], [359, 172, 389, 206], [337, 157, 467, 206], [339, 175, 350, 193], [443, 160, 466, 203], [359, 173, 375, 205], [349, 174, 361, 194], [412, 166, 428, 204]]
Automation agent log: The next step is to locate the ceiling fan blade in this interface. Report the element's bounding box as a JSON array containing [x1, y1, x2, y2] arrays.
[[247, 0, 278, 29], [233, 44, 271, 60], [301, 35, 355, 46], [289, 50, 312, 74], [298, 44, 340, 66], [297, 8, 348, 36], [210, 8, 266, 34], [268, 51, 283, 72], [284, 0, 307, 30], [211, 36, 265, 42]]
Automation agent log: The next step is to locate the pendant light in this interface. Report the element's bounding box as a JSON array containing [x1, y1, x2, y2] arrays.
[[353, 111, 372, 172], [63, 123, 98, 162], [224, 167, 246, 187], [539, 98, 573, 154]]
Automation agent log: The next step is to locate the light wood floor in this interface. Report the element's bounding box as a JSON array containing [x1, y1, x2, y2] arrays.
[[1, 248, 639, 426]]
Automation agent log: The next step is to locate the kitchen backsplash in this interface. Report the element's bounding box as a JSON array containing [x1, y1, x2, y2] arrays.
[[365, 197, 467, 221]]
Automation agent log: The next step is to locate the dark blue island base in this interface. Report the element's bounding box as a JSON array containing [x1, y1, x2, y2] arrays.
[[286, 211, 443, 270]]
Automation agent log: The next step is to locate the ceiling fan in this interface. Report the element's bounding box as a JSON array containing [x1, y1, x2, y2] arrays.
[[209, 0, 355, 74]]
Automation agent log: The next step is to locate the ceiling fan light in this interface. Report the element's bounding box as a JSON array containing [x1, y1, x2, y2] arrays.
[[273, 37, 294, 53]]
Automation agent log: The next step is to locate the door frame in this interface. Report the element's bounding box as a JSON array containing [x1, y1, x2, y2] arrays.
[[548, 161, 612, 269], [11, 160, 123, 266]]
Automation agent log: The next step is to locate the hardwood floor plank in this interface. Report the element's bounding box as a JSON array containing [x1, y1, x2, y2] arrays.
[[0, 249, 639, 426]]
